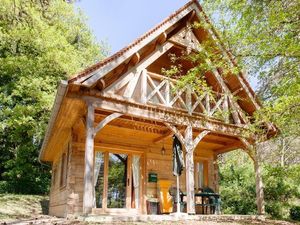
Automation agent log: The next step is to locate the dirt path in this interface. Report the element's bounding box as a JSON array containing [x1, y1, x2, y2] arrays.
[[2, 216, 299, 225]]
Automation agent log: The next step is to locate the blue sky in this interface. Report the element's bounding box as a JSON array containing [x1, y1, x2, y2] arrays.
[[75, 0, 257, 89], [75, 0, 190, 53]]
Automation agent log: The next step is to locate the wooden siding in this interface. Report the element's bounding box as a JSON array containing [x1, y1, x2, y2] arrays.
[[52, 136, 217, 216], [49, 139, 71, 217]]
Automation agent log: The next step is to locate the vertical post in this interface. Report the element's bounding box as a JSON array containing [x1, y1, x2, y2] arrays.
[[254, 150, 265, 215], [186, 85, 192, 115], [176, 175, 180, 213], [185, 124, 196, 214], [223, 95, 229, 123], [241, 138, 265, 215], [165, 80, 170, 106], [213, 154, 219, 193], [83, 102, 95, 215], [228, 98, 241, 124], [141, 69, 147, 104], [205, 93, 210, 115]]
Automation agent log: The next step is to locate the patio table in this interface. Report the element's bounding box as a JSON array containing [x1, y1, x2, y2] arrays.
[[180, 192, 221, 214]]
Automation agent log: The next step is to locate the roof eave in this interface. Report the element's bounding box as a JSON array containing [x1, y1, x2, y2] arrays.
[[39, 80, 68, 162]]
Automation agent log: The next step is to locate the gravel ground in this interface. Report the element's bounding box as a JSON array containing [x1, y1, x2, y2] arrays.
[[1, 215, 299, 225]]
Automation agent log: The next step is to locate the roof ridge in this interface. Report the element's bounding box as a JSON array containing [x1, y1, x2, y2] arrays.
[[68, 0, 198, 83]]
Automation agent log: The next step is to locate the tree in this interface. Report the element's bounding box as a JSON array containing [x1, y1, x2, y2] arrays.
[[0, 0, 107, 194], [196, 0, 300, 216], [199, 0, 300, 136]]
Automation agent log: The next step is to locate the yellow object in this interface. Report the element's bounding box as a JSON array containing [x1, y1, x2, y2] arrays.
[[157, 180, 173, 213]]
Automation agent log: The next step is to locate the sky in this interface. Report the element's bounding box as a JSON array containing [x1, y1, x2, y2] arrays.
[[75, 0, 190, 53], [75, 0, 258, 89]]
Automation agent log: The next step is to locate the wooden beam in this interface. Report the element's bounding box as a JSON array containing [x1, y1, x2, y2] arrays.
[[164, 123, 185, 145], [214, 142, 243, 154], [186, 86, 192, 115], [129, 52, 140, 66], [152, 130, 173, 143], [141, 69, 147, 104], [123, 71, 141, 99], [105, 42, 174, 97], [93, 112, 123, 135], [147, 75, 167, 104], [157, 32, 167, 45], [83, 102, 95, 214], [67, 93, 249, 138], [146, 80, 167, 103], [94, 113, 165, 133], [223, 95, 229, 123], [193, 130, 210, 148], [73, 141, 148, 153]]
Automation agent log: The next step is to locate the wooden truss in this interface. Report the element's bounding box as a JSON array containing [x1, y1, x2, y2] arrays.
[[103, 68, 248, 126]]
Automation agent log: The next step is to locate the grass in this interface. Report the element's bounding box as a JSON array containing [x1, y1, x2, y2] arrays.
[[0, 194, 49, 221]]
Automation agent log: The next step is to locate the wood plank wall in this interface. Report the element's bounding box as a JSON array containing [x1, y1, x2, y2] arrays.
[[48, 137, 70, 217], [48, 135, 217, 217]]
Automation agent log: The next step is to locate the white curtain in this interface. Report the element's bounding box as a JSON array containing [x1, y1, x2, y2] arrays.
[[198, 162, 204, 188], [132, 155, 140, 209], [93, 152, 103, 207]]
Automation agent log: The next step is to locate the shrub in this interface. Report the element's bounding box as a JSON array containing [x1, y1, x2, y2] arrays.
[[290, 206, 300, 221], [265, 201, 283, 219]]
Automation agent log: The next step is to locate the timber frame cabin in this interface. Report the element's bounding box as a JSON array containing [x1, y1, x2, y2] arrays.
[[40, 0, 276, 218]]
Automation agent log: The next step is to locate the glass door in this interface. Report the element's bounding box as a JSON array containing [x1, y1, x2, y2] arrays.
[[94, 151, 141, 212], [107, 153, 128, 208]]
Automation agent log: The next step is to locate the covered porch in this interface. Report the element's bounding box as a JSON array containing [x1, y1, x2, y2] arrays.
[[73, 95, 247, 216]]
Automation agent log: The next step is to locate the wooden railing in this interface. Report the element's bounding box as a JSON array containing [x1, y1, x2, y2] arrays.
[[144, 71, 247, 124], [105, 69, 248, 125]]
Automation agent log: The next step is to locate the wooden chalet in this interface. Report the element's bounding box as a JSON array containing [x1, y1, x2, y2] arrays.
[[39, 0, 276, 218]]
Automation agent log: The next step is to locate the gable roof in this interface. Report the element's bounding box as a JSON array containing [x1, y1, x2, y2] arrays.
[[40, 0, 277, 162], [68, 0, 198, 84], [68, 0, 260, 114]]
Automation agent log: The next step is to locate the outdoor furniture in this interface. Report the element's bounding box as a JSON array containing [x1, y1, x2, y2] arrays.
[[169, 187, 186, 213], [146, 198, 160, 214], [180, 188, 221, 215], [158, 180, 173, 214]]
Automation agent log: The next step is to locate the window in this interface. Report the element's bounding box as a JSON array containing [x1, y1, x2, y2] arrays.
[[60, 144, 70, 187], [52, 166, 57, 187]]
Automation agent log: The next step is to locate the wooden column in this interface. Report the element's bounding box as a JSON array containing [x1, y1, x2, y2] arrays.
[[165, 122, 210, 215], [213, 154, 219, 193], [240, 138, 265, 215], [254, 150, 265, 215], [185, 124, 196, 214], [83, 103, 95, 215]]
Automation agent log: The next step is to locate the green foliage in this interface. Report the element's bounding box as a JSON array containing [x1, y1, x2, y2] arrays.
[[265, 202, 283, 219], [219, 151, 257, 214], [200, 0, 300, 137], [290, 206, 300, 221], [0, 0, 106, 194], [219, 150, 300, 218], [263, 165, 298, 202]]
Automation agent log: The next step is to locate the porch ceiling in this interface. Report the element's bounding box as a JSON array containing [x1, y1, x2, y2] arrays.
[[72, 109, 243, 154]]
